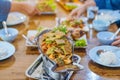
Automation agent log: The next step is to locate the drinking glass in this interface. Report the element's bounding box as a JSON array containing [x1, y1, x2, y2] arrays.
[[87, 6, 98, 40], [87, 6, 99, 24]]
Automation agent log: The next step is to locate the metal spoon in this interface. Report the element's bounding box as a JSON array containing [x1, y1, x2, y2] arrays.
[[97, 50, 104, 56], [22, 34, 36, 45], [2, 21, 11, 36], [110, 28, 120, 39]]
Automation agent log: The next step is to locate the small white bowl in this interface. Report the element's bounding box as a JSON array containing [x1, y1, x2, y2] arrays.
[[97, 31, 116, 45], [93, 19, 110, 31], [0, 28, 18, 42]]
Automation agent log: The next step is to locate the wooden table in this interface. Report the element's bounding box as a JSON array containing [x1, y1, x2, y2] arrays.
[[0, 2, 120, 80]]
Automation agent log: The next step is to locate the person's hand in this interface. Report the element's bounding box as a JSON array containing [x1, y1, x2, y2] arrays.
[[11, 2, 39, 16], [111, 36, 120, 47], [68, 0, 96, 20], [68, 5, 86, 19], [20, 2, 39, 16]]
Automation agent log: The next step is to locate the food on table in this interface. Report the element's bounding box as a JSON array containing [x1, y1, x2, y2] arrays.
[[37, 0, 56, 12], [71, 28, 85, 40], [53, 25, 68, 34], [64, 3, 78, 11], [0, 48, 7, 57], [61, 19, 84, 28], [75, 39, 87, 47], [58, 0, 79, 11], [60, 0, 69, 2], [40, 30, 72, 66], [99, 51, 118, 65]]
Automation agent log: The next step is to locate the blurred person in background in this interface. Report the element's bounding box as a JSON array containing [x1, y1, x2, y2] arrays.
[[0, 0, 39, 28], [69, 0, 120, 18], [69, 0, 120, 46]]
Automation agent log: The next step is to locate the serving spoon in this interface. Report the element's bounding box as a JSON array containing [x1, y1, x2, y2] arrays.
[[2, 21, 11, 36]]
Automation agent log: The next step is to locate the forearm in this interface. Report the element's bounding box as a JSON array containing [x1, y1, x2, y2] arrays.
[[10, 2, 26, 13]]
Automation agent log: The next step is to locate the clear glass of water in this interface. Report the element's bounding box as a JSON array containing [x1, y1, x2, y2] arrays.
[[87, 6, 99, 24], [87, 6, 98, 40]]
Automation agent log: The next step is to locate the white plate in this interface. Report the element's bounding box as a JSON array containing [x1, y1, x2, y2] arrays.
[[26, 30, 38, 47], [97, 9, 120, 23], [89, 45, 120, 67], [7, 12, 27, 26], [0, 41, 15, 60]]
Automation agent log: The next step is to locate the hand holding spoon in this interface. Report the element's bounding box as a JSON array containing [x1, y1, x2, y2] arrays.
[[110, 28, 120, 40]]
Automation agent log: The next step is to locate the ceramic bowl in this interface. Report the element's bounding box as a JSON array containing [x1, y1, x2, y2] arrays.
[[0, 28, 18, 42], [97, 31, 115, 45], [93, 19, 110, 31]]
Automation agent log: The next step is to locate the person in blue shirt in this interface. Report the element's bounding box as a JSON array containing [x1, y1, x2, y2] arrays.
[[69, 0, 120, 18], [0, 0, 39, 28], [69, 0, 120, 46]]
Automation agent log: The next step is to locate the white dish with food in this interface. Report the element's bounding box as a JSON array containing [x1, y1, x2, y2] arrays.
[[26, 30, 38, 47], [89, 45, 120, 67], [36, 0, 56, 15]]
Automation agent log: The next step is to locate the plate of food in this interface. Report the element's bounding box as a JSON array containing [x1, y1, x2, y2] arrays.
[[89, 45, 120, 67], [70, 28, 87, 49], [0, 41, 15, 60], [57, 1, 80, 11], [36, 0, 56, 15], [25, 30, 38, 47], [53, 26, 88, 49], [6, 12, 27, 26], [56, 17, 89, 32]]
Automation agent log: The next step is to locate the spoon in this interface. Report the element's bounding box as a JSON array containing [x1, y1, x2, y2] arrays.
[[110, 28, 120, 39], [97, 50, 105, 56], [22, 34, 36, 45], [97, 48, 120, 56], [2, 21, 11, 36]]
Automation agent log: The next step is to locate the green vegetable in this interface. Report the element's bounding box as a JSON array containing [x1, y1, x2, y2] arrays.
[[65, 3, 77, 10], [54, 25, 67, 34], [45, 39, 53, 44], [37, 0, 56, 11], [46, 46, 55, 55], [60, 46, 66, 55], [75, 39, 87, 47], [46, 0, 56, 11]]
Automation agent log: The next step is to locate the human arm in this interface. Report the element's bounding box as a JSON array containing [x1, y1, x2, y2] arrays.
[[69, 0, 96, 18], [112, 36, 120, 47], [10, 1, 39, 16]]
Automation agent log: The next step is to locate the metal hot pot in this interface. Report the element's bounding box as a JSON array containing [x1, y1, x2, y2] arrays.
[[37, 29, 80, 80]]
